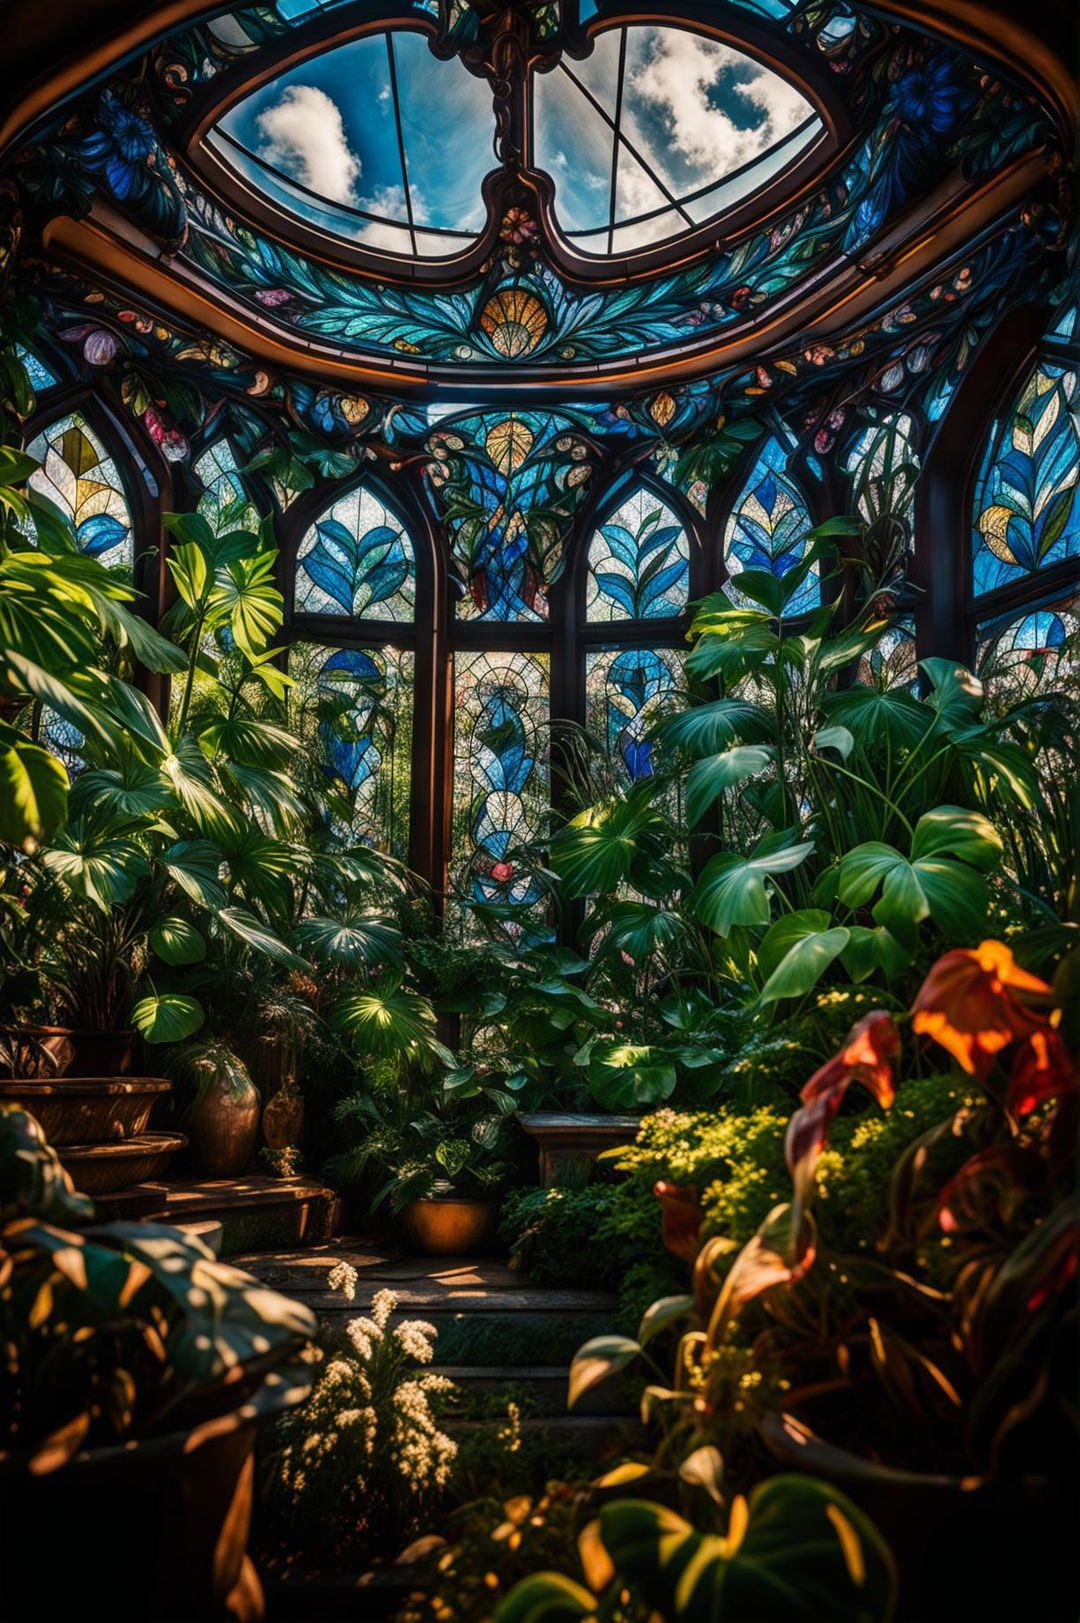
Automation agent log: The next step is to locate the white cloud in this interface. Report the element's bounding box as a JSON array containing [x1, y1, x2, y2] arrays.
[[626, 29, 811, 181], [352, 183, 431, 251], [256, 84, 360, 205]]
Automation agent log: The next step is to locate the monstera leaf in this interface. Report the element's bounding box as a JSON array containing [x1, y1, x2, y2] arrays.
[[839, 806, 1001, 947], [596, 1478, 896, 1622]]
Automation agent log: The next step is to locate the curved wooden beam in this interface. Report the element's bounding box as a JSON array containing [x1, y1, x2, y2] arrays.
[[0, 0, 1075, 160]]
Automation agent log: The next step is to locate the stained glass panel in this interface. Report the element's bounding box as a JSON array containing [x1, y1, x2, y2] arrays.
[[26, 413, 133, 568], [844, 413, 920, 527], [291, 641, 413, 856], [586, 489, 689, 621], [856, 616, 917, 690], [976, 596, 1079, 697], [17, 347, 58, 392], [723, 435, 817, 612], [194, 438, 259, 534], [971, 362, 1080, 597], [451, 650, 550, 916], [428, 412, 593, 622], [585, 646, 683, 783], [295, 486, 416, 620]]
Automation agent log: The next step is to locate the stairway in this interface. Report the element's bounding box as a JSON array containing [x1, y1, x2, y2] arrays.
[[236, 1238, 639, 1620]]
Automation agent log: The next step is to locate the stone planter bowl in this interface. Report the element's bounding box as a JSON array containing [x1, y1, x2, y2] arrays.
[[0, 1077, 171, 1144]]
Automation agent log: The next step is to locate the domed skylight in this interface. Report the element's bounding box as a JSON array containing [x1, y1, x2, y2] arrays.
[[535, 25, 821, 254], [209, 20, 821, 262]]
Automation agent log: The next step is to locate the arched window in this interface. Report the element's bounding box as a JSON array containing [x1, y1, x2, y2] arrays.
[[969, 290, 1080, 694], [586, 488, 689, 621], [194, 437, 259, 534], [843, 412, 920, 687], [582, 480, 692, 792], [724, 433, 817, 612], [289, 479, 418, 859], [26, 411, 134, 569], [295, 484, 416, 620]]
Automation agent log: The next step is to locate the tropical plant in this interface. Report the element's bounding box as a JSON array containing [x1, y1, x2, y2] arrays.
[[549, 538, 1044, 1033], [0, 1103, 316, 1468]]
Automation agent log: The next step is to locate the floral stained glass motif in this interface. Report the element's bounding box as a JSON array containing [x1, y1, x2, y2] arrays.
[[426, 412, 593, 622], [26, 414, 133, 568], [452, 650, 549, 918], [724, 436, 817, 613], [586, 490, 690, 621], [971, 363, 1080, 597], [291, 642, 413, 857], [976, 598, 1078, 696], [194, 438, 259, 534], [295, 486, 416, 620], [585, 647, 683, 783]]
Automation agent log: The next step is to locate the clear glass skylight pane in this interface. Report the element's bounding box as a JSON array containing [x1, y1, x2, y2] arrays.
[[534, 65, 616, 234], [392, 32, 493, 233]]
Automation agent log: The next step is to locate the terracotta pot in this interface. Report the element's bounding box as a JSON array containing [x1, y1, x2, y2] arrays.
[[0, 1363, 312, 1622], [399, 1195, 498, 1256], [519, 1111, 640, 1186], [0, 1077, 171, 1144], [187, 1071, 261, 1177], [0, 1025, 137, 1079], [58, 1130, 187, 1194]]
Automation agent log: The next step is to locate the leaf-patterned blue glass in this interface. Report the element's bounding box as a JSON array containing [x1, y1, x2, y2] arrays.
[[724, 435, 817, 613], [25, 413, 133, 568], [976, 598, 1078, 695], [585, 647, 682, 783], [971, 362, 1080, 597], [856, 616, 917, 690], [586, 489, 689, 621], [194, 438, 259, 535], [292, 641, 413, 857], [296, 485, 415, 620], [844, 413, 919, 526], [428, 412, 593, 623], [452, 650, 549, 915]]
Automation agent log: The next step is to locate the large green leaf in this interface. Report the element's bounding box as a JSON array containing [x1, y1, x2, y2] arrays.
[[42, 822, 149, 911], [0, 724, 68, 846], [838, 834, 990, 947], [149, 917, 206, 966], [329, 982, 440, 1058], [757, 910, 849, 1002], [658, 698, 774, 758], [209, 552, 283, 657], [598, 1477, 896, 1622], [691, 834, 813, 937], [909, 805, 1002, 870], [73, 757, 174, 820], [292, 914, 403, 967], [595, 899, 689, 964], [586, 1041, 678, 1110], [131, 992, 205, 1043], [567, 1333, 642, 1410], [163, 839, 228, 910], [686, 746, 772, 828], [161, 739, 244, 842], [198, 715, 297, 770], [167, 541, 210, 610], [216, 906, 309, 969], [550, 784, 665, 898], [840, 925, 911, 983], [685, 609, 780, 682], [221, 833, 295, 915], [822, 685, 929, 751], [494, 1574, 594, 1623]]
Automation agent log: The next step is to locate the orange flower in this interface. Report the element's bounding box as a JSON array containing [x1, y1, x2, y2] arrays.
[[1006, 1029, 1077, 1117], [786, 1012, 901, 1224], [654, 1181, 701, 1262], [911, 941, 1052, 1078], [801, 1011, 901, 1109]]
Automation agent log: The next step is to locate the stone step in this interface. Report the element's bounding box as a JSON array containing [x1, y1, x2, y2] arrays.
[[431, 1364, 633, 1417], [146, 1175, 342, 1255]]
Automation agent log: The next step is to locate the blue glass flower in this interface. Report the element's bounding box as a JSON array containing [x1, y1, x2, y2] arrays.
[[81, 92, 156, 203]]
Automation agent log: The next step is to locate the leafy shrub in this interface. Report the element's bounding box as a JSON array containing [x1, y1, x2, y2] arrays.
[[500, 1184, 621, 1289]]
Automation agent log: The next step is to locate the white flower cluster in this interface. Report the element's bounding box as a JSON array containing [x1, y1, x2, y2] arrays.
[[392, 1378, 458, 1491], [328, 1260, 359, 1299], [393, 1319, 437, 1363]]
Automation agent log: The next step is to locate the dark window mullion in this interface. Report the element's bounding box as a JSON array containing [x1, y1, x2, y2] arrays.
[[386, 32, 417, 256]]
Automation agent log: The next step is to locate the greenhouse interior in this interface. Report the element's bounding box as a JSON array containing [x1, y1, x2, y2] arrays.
[[0, 0, 1078, 1617]]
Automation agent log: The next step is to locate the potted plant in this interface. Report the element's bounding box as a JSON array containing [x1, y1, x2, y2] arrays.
[[0, 1103, 317, 1619]]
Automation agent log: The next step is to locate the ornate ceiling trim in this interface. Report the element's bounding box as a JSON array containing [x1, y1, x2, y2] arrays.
[[40, 148, 1051, 396]]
